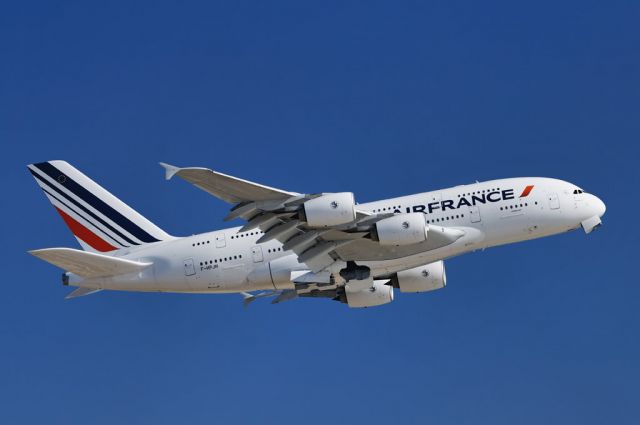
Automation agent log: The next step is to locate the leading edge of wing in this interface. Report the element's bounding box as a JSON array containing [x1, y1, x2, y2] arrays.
[[159, 162, 299, 204]]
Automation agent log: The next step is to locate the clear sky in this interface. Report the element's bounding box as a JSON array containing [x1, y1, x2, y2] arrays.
[[2, 1, 638, 424]]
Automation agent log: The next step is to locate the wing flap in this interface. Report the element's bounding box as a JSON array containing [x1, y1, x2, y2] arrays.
[[29, 248, 152, 278]]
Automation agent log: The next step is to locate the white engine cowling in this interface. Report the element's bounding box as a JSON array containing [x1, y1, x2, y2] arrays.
[[391, 261, 446, 293], [302, 192, 357, 227], [345, 280, 394, 308], [374, 213, 428, 246]]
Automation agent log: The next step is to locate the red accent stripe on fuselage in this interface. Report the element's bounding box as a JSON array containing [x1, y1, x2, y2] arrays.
[[520, 185, 534, 197], [55, 207, 117, 252]]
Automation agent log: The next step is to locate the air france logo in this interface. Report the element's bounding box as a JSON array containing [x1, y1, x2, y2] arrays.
[[401, 221, 410, 229], [330, 201, 339, 209], [400, 185, 535, 215], [520, 185, 534, 197]]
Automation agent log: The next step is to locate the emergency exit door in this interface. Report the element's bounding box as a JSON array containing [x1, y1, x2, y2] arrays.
[[548, 193, 560, 210], [469, 206, 482, 223], [183, 258, 196, 276], [251, 246, 263, 262]]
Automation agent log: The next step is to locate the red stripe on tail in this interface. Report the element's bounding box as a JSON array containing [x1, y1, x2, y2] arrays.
[[520, 185, 534, 197], [55, 207, 117, 252]]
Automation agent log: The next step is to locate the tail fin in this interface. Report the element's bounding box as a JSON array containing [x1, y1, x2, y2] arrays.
[[27, 160, 171, 253]]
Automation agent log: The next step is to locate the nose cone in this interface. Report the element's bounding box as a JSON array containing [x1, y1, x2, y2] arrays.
[[592, 195, 606, 218], [580, 195, 605, 234]]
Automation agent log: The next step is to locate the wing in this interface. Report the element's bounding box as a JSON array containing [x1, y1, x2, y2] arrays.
[[159, 162, 297, 203], [161, 163, 464, 274]]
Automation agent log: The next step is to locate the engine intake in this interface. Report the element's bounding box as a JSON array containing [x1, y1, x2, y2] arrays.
[[344, 280, 394, 308], [391, 261, 446, 293], [301, 192, 356, 227], [371, 213, 428, 246]]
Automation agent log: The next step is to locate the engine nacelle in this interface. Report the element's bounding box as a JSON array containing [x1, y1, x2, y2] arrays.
[[391, 261, 446, 293], [345, 280, 394, 308], [372, 213, 428, 246], [302, 192, 357, 227]]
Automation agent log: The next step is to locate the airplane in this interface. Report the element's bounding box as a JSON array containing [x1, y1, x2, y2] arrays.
[[27, 160, 606, 308]]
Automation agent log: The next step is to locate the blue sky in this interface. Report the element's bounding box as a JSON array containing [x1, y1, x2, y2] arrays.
[[2, 1, 639, 423]]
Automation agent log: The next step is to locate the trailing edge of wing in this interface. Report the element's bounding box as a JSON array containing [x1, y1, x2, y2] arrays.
[[29, 248, 152, 278], [159, 162, 298, 204]]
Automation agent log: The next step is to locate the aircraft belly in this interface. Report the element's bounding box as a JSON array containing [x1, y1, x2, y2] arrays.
[[335, 239, 425, 261], [334, 226, 481, 261]]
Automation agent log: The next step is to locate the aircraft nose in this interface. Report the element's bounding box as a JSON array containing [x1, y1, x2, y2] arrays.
[[579, 194, 605, 234], [591, 194, 606, 218], [587, 194, 607, 217]]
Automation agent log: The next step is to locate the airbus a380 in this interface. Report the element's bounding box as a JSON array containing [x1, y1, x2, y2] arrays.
[[28, 161, 606, 308]]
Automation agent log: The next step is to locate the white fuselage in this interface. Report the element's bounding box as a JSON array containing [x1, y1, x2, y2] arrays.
[[67, 177, 606, 293]]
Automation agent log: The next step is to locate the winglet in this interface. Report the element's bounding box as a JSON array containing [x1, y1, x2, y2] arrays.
[[271, 289, 298, 304], [241, 291, 258, 308], [65, 287, 102, 299], [240, 290, 278, 308], [159, 162, 181, 180]]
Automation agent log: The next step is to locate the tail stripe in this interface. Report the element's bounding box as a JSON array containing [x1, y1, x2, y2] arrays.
[[40, 186, 130, 248], [54, 207, 118, 252], [30, 168, 138, 246], [32, 162, 161, 243]]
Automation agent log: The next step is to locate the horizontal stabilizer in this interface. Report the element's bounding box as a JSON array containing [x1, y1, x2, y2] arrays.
[[29, 248, 152, 278], [240, 289, 298, 307]]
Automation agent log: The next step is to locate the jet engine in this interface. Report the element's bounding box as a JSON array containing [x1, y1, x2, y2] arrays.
[[371, 213, 428, 246], [301, 192, 357, 227], [390, 261, 446, 293], [344, 280, 394, 308]]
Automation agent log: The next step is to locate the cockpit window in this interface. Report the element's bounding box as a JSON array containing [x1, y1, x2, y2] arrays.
[[573, 189, 584, 194]]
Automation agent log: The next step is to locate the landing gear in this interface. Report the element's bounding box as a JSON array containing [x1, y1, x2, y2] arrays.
[[339, 261, 370, 282]]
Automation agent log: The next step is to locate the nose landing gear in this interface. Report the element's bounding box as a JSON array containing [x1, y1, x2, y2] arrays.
[[581, 215, 602, 234]]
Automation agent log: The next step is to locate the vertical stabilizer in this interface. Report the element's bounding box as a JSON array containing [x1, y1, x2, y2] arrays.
[[28, 160, 171, 253]]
